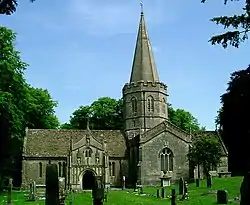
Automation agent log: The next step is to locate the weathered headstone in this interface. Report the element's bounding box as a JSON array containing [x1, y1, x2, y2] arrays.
[[217, 190, 228, 204], [196, 178, 200, 187], [179, 177, 184, 195], [171, 189, 176, 205], [207, 173, 212, 188], [156, 189, 160, 198], [7, 178, 13, 205], [161, 187, 166, 198], [92, 177, 104, 205], [45, 164, 60, 205]]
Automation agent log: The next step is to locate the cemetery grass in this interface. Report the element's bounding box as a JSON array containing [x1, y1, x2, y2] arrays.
[[0, 176, 242, 205]]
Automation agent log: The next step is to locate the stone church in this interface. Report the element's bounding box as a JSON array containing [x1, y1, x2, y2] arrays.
[[21, 11, 228, 190]]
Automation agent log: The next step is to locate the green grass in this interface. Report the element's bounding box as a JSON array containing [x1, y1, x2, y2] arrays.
[[0, 177, 243, 205]]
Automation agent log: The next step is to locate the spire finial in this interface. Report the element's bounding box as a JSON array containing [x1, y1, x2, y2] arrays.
[[140, 0, 143, 14]]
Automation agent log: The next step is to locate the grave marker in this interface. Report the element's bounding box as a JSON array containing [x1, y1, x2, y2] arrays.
[[217, 190, 228, 204], [207, 173, 212, 188], [171, 189, 176, 205], [7, 178, 13, 205], [179, 177, 184, 195]]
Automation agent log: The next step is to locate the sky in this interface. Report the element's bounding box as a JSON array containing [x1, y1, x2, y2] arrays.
[[0, 0, 249, 130]]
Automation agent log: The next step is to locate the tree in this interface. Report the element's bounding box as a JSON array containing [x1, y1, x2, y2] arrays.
[[169, 107, 201, 132], [216, 65, 250, 175], [0, 0, 35, 15], [26, 87, 59, 129], [0, 26, 28, 188], [202, 0, 250, 48], [68, 97, 123, 130], [187, 135, 223, 176]]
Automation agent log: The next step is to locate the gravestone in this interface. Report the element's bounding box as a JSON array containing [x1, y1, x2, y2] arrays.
[[161, 187, 166, 198], [196, 178, 200, 187], [7, 178, 13, 205], [179, 177, 184, 195], [92, 177, 104, 205], [171, 189, 176, 205], [156, 189, 160, 198], [217, 190, 228, 204], [45, 164, 60, 205], [207, 173, 212, 188]]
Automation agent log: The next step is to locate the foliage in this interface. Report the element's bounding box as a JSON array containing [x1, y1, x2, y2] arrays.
[[216, 65, 250, 174], [25, 87, 59, 129], [187, 135, 223, 175], [0, 0, 35, 15], [201, 0, 250, 48], [64, 100, 202, 132], [168, 106, 201, 132], [0, 25, 59, 189], [68, 97, 123, 130]]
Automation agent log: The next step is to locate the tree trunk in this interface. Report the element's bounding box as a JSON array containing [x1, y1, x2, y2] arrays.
[[240, 172, 250, 205]]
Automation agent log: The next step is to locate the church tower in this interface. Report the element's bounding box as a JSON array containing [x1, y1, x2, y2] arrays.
[[123, 10, 168, 140]]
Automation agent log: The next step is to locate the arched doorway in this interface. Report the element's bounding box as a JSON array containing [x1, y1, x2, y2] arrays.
[[82, 170, 96, 190]]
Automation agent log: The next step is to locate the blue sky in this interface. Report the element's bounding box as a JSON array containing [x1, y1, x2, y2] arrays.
[[1, 0, 249, 130]]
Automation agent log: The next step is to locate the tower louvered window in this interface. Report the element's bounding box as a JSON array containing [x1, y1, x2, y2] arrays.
[[131, 97, 137, 114], [147, 96, 154, 112]]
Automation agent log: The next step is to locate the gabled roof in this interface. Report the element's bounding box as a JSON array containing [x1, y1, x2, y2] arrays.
[[23, 129, 127, 158]]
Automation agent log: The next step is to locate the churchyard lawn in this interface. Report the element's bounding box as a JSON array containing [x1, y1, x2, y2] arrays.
[[0, 176, 242, 205]]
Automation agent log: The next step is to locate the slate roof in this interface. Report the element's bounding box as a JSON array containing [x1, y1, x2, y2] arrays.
[[23, 129, 127, 158], [192, 130, 228, 156]]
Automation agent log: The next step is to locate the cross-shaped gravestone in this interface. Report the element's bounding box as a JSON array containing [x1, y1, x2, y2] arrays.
[[217, 190, 228, 204]]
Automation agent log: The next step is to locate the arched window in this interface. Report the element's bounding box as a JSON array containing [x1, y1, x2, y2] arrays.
[[63, 162, 67, 178], [112, 162, 115, 176], [131, 97, 137, 114], [160, 148, 173, 172], [162, 98, 166, 113], [39, 162, 42, 177], [109, 162, 112, 176], [58, 162, 62, 177], [147, 96, 154, 112], [85, 148, 92, 158]]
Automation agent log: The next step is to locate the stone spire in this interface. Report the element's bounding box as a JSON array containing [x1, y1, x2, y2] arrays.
[[129, 10, 159, 83]]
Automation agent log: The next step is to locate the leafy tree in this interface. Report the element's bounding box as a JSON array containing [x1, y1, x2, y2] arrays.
[[202, 0, 250, 48], [26, 87, 59, 129], [169, 108, 201, 132], [216, 65, 250, 175], [187, 135, 223, 176], [0, 26, 28, 188], [60, 123, 73, 130], [0, 0, 35, 15]]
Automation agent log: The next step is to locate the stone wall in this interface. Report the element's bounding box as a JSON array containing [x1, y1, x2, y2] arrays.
[[140, 131, 190, 186]]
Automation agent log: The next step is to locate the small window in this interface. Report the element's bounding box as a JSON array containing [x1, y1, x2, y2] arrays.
[[63, 162, 67, 178], [162, 98, 166, 113], [109, 162, 112, 176], [39, 162, 42, 177]]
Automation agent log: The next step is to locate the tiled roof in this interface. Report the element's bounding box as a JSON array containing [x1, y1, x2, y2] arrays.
[[23, 129, 127, 158]]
